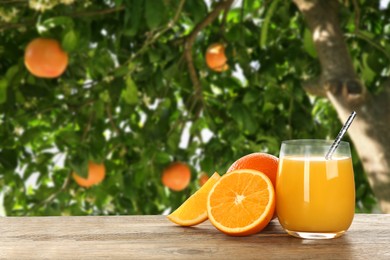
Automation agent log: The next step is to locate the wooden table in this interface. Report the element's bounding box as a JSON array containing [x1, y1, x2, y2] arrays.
[[1, 214, 389, 259]]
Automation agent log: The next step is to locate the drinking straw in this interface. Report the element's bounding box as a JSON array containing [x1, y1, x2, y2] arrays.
[[325, 111, 357, 160]]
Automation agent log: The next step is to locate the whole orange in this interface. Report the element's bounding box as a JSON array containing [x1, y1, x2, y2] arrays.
[[227, 152, 279, 188], [162, 162, 191, 191], [24, 38, 69, 78], [73, 162, 106, 188], [205, 43, 228, 72]]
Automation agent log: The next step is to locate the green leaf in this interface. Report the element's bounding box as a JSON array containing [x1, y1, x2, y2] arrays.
[[55, 130, 81, 148], [230, 103, 257, 134], [200, 156, 215, 175], [37, 16, 74, 34], [226, 24, 244, 43], [145, 0, 165, 30], [243, 90, 258, 105], [36, 152, 54, 165], [361, 53, 376, 84], [124, 0, 143, 36], [366, 51, 384, 72], [99, 90, 111, 103], [303, 28, 317, 58], [5, 65, 19, 81], [184, 0, 208, 24], [260, 0, 280, 49], [358, 30, 375, 40], [0, 149, 18, 170], [122, 75, 139, 105], [62, 29, 78, 52], [148, 49, 160, 63], [69, 155, 89, 178], [356, 184, 367, 198], [20, 127, 46, 144], [155, 151, 171, 164], [0, 78, 8, 104], [88, 134, 107, 163], [163, 62, 178, 78]]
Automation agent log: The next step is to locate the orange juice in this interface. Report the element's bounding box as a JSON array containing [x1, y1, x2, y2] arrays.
[[276, 156, 355, 234]]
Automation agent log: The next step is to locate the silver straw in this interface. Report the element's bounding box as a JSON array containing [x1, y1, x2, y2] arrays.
[[325, 111, 357, 160]]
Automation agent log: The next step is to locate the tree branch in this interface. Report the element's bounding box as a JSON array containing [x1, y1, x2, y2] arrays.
[[170, 0, 186, 28], [350, 0, 390, 61], [220, 1, 232, 35], [82, 107, 95, 142], [292, 0, 365, 104], [351, 0, 360, 31], [302, 77, 326, 97], [293, 0, 356, 80], [131, 0, 186, 60], [106, 105, 121, 137], [27, 171, 72, 215], [0, 6, 125, 32], [0, 20, 33, 32], [354, 32, 390, 61], [71, 6, 125, 18], [1, 0, 27, 4], [184, 0, 234, 116]]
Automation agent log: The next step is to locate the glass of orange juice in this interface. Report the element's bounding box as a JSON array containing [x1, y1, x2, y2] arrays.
[[276, 139, 355, 239]]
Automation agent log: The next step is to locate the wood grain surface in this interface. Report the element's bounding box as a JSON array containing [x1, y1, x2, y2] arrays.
[[0, 214, 389, 259]]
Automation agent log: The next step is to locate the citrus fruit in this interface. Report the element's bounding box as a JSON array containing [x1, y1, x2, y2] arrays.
[[207, 169, 275, 236], [205, 43, 229, 72], [162, 162, 191, 191], [198, 172, 209, 187], [73, 162, 106, 188], [167, 172, 220, 226], [227, 152, 279, 188], [24, 38, 69, 78]]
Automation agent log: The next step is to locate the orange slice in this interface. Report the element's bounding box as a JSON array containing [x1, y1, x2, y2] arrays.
[[207, 169, 275, 236], [167, 172, 220, 226]]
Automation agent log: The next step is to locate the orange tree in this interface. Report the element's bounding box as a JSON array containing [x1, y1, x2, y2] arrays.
[[0, 0, 387, 215]]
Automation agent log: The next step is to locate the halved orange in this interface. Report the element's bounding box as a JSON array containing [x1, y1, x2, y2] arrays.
[[207, 169, 275, 236], [167, 172, 220, 226]]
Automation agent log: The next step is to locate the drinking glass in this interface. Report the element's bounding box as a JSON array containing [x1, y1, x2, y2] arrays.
[[276, 139, 355, 239]]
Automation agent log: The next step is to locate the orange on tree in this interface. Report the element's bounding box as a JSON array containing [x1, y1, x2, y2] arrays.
[[205, 43, 229, 72], [73, 162, 106, 188], [227, 152, 279, 188], [167, 172, 220, 226], [198, 172, 209, 187], [24, 38, 69, 78], [207, 169, 275, 236], [161, 162, 191, 191]]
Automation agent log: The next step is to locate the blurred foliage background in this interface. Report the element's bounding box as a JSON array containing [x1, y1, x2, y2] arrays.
[[1, 0, 386, 216]]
